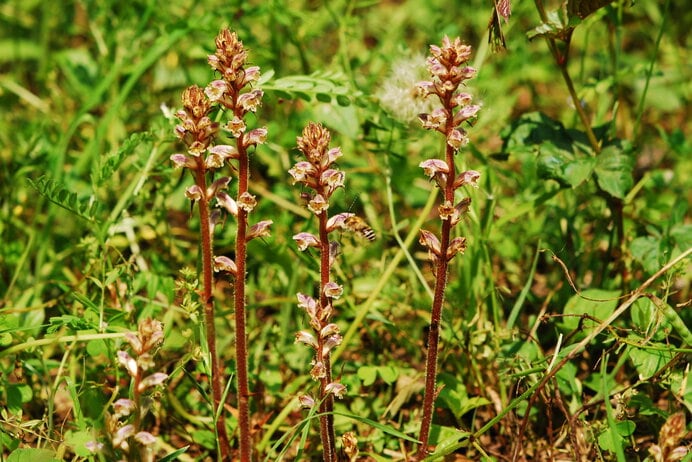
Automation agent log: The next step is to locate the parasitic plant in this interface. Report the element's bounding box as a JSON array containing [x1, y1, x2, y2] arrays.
[[414, 36, 481, 457], [171, 28, 270, 461], [92, 318, 168, 462], [289, 123, 354, 462]]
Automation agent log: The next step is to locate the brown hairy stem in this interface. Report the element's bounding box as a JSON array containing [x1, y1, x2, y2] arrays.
[[195, 168, 232, 460], [318, 210, 336, 462], [234, 137, 251, 461]]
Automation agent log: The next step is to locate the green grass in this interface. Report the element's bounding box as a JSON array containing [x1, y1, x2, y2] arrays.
[[1, 0, 690, 461]]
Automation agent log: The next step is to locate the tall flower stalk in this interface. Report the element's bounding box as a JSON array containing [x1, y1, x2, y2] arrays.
[[109, 318, 168, 462], [290, 123, 350, 462], [171, 28, 270, 461], [414, 36, 482, 457]]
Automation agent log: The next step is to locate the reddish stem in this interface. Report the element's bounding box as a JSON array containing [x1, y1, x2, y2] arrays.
[[235, 135, 252, 461], [318, 210, 336, 462], [195, 166, 232, 460], [417, 105, 457, 457]]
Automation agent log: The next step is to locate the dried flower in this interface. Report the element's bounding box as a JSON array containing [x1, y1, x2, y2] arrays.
[[342, 432, 359, 459]]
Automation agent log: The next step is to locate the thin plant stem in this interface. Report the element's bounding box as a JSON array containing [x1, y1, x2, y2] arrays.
[[533, 0, 600, 154], [195, 167, 232, 460], [318, 210, 336, 462], [418, 138, 455, 456], [235, 136, 252, 461], [413, 37, 482, 457]]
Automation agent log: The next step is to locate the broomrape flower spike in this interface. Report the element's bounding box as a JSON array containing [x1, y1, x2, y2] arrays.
[[108, 319, 168, 460], [414, 36, 481, 459], [170, 27, 271, 461], [291, 122, 355, 462]]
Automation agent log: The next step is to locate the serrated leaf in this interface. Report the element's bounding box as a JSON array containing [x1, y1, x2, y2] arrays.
[[501, 112, 574, 152], [563, 157, 596, 187], [670, 223, 692, 250], [594, 145, 634, 198], [536, 144, 593, 187]]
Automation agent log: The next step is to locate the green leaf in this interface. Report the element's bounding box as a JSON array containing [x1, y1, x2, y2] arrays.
[[567, 0, 613, 20], [86, 339, 109, 358], [594, 145, 634, 199], [527, 10, 577, 41], [190, 429, 216, 450], [6, 384, 32, 413], [378, 365, 399, 384], [501, 112, 574, 153], [563, 157, 597, 187], [7, 448, 59, 462], [627, 343, 675, 379], [597, 420, 635, 453], [28, 175, 102, 223], [261, 70, 357, 106], [64, 430, 95, 458], [357, 366, 378, 386], [560, 289, 620, 335], [630, 298, 670, 341], [670, 223, 692, 250], [630, 236, 665, 274], [91, 131, 152, 187], [159, 446, 190, 462]]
